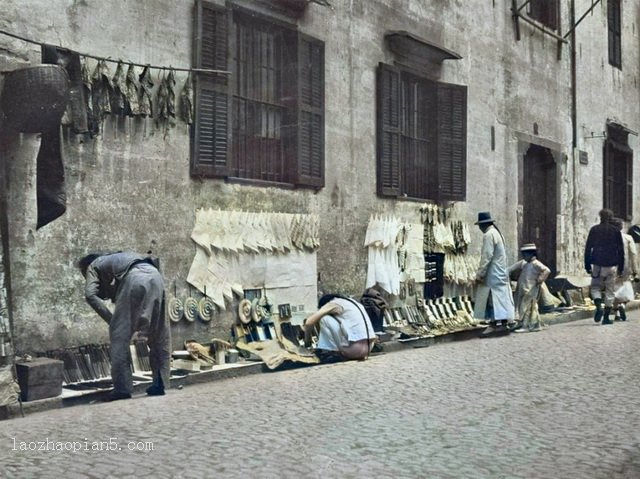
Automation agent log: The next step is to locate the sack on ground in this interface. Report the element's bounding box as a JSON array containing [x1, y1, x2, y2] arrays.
[[615, 281, 634, 303], [360, 288, 388, 332]]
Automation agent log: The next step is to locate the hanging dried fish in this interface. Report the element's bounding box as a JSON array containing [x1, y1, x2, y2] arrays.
[[90, 59, 113, 121], [156, 69, 176, 126], [156, 71, 169, 126], [166, 69, 176, 118], [81, 59, 99, 136], [179, 72, 194, 124], [124, 64, 141, 116], [110, 61, 127, 115], [138, 65, 154, 117]]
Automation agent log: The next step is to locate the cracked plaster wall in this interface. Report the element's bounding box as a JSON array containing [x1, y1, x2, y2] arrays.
[[0, 0, 638, 353]]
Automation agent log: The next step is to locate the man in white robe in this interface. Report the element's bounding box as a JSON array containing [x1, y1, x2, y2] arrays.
[[472, 212, 516, 334]]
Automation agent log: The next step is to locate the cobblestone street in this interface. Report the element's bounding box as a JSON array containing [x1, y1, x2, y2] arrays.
[[1, 313, 640, 479]]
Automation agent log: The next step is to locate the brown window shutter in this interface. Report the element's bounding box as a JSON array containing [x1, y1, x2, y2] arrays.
[[436, 82, 467, 201], [603, 142, 614, 210], [626, 154, 633, 219], [294, 34, 325, 188], [548, 0, 558, 30], [192, 0, 230, 177], [608, 0, 622, 68], [376, 63, 401, 197], [529, 0, 558, 30]]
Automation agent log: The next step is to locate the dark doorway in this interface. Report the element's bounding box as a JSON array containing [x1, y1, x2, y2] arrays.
[[522, 145, 557, 274]]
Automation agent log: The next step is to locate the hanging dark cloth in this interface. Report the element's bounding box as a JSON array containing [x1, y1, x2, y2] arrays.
[[0, 64, 69, 229], [36, 53, 70, 229], [41, 44, 88, 134], [36, 127, 66, 229]]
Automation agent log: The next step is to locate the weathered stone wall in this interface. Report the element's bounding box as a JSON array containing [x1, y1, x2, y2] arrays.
[[0, 0, 638, 353]]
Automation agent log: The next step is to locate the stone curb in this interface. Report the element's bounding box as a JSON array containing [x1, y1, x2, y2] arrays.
[[4, 299, 638, 419]]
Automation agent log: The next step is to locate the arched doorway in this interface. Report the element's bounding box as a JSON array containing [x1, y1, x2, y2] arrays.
[[522, 144, 557, 274]]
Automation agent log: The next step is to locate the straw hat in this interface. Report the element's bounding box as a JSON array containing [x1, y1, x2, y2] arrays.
[[520, 243, 537, 252]]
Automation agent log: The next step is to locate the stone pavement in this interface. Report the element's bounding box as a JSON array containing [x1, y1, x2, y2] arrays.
[[1, 312, 640, 479]]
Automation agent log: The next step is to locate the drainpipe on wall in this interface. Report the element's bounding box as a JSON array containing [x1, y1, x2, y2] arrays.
[[570, 0, 578, 271], [570, 0, 577, 150]]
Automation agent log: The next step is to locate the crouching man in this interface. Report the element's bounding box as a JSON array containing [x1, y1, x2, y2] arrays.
[[78, 251, 170, 401], [301, 294, 377, 362]]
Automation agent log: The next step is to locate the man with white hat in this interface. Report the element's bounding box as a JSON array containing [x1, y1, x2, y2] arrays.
[[509, 243, 551, 332], [473, 212, 516, 335]]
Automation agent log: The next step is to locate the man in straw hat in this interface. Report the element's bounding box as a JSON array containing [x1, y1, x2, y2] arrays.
[[473, 212, 516, 335], [584, 208, 624, 325], [509, 243, 551, 332]]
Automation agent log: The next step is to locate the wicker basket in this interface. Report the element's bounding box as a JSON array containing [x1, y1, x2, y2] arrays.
[[1, 64, 70, 133]]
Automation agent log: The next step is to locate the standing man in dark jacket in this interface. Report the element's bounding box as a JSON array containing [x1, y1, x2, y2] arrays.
[[584, 209, 625, 325], [78, 251, 170, 400]]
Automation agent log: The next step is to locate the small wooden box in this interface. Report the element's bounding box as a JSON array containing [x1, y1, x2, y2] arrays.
[[15, 358, 64, 401]]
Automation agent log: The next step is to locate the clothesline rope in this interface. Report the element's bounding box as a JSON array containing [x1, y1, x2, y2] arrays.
[[0, 28, 230, 75]]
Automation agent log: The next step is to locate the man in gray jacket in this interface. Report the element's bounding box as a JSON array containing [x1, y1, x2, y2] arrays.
[[78, 251, 170, 401]]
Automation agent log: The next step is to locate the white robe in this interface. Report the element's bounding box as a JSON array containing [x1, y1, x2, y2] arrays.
[[473, 226, 515, 321]]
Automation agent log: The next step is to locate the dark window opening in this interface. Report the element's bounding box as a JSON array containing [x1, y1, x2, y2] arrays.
[[192, 1, 325, 189], [528, 0, 559, 31], [608, 0, 622, 69], [377, 63, 467, 201], [604, 126, 633, 220]]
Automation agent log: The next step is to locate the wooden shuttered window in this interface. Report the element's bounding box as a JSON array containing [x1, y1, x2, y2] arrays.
[[376, 63, 467, 201], [376, 63, 401, 196], [626, 155, 633, 220], [608, 0, 622, 68], [436, 83, 467, 201], [604, 141, 615, 213], [192, 1, 230, 177], [192, 2, 324, 189], [529, 0, 559, 31], [295, 34, 325, 188], [603, 138, 633, 221]]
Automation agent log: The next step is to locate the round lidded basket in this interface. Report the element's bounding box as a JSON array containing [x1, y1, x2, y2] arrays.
[[1, 64, 70, 133]]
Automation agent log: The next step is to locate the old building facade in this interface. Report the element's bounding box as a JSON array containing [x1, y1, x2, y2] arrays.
[[0, 0, 637, 354]]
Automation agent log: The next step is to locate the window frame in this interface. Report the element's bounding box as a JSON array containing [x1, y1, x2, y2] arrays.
[[528, 0, 560, 31], [607, 0, 622, 69], [603, 130, 633, 221], [376, 62, 467, 202], [191, 1, 325, 189]]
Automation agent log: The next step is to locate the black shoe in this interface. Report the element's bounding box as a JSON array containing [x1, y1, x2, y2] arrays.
[[481, 325, 496, 336], [594, 307, 604, 323], [507, 321, 521, 332], [146, 385, 165, 396], [314, 349, 344, 363], [104, 391, 132, 402], [620, 308, 627, 321], [601, 318, 613, 325]]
